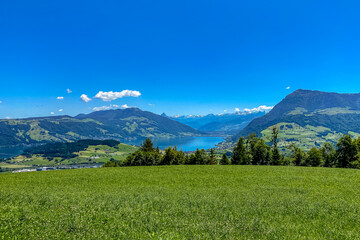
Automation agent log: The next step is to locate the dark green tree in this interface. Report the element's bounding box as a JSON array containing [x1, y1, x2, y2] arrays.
[[123, 151, 144, 166], [196, 148, 208, 165], [103, 159, 120, 167], [161, 147, 175, 165], [336, 134, 358, 168], [232, 137, 249, 165], [220, 153, 231, 165], [140, 138, 154, 152], [253, 139, 271, 165], [187, 149, 208, 165], [246, 133, 258, 163], [306, 147, 323, 167], [122, 138, 161, 166], [288, 143, 306, 166], [208, 148, 217, 165], [270, 127, 283, 165], [320, 142, 336, 167], [175, 148, 187, 165]]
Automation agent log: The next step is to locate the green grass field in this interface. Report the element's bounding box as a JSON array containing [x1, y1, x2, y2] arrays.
[[1, 166, 360, 239]]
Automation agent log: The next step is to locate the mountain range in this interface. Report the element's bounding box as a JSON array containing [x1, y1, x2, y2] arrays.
[[166, 111, 266, 135], [231, 89, 360, 150], [2, 89, 360, 151], [0, 108, 200, 146]]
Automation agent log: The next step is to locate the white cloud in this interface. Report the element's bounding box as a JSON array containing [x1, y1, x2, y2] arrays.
[[234, 108, 240, 112], [80, 94, 91, 103], [57, 96, 64, 100], [94, 90, 141, 102], [243, 105, 273, 113], [5, 116, 11, 119], [58, 109, 63, 112], [121, 104, 129, 109], [67, 88, 72, 93], [92, 104, 119, 111], [148, 103, 154, 106], [0, 101, 2, 104], [286, 86, 290, 90], [50, 112, 54, 115]]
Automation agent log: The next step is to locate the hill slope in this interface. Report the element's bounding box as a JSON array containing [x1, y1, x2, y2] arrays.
[[0, 140, 138, 170], [232, 89, 360, 149], [0, 108, 200, 146]]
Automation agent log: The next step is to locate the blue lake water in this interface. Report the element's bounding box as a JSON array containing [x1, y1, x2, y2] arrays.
[[125, 137, 224, 152], [0, 137, 224, 159]]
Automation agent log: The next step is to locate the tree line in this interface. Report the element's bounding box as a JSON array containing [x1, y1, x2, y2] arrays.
[[104, 138, 219, 167], [104, 128, 360, 168]]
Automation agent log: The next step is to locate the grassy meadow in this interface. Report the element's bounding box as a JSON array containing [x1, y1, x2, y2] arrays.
[[1, 165, 360, 239]]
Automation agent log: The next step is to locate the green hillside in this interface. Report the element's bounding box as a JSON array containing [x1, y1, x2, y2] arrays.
[[0, 140, 138, 170], [260, 122, 360, 151], [0, 108, 200, 146], [1, 166, 360, 239], [231, 90, 360, 149]]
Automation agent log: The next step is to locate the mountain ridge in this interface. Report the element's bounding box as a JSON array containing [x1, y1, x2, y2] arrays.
[[0, 108, 201, 146], [230, 89, 360, 149], [169, 111, 266, 134]]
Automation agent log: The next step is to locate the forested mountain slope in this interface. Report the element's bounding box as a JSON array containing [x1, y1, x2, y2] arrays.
[[0, 108, 200, 146]]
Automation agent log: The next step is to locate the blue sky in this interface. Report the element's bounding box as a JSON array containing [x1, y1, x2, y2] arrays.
[[1, 0, 360, 118]]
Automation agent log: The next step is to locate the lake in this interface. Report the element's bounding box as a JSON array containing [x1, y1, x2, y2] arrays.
[[0, 137, 224, 159], [125, 137, 224, 152]]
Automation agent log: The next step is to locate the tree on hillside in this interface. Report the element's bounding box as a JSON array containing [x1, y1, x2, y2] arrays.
[[141, 138, 154, 152], [209, 148, 217, 165], [270, 127, 283, 165], [253, 139, 271, 165], [320, 142, 336, 167], [123, 138, 161, 166], [246, 133, 257, 156], [306, 147, 323, 167], [161, 147, 175, 165], [232, 137, 249, 165], [220, 153, 231, 165], [188, 149, 208, 165], [336, 135, 358, 168], [288, 143, 306, 166], [174, 148, 187, 165]]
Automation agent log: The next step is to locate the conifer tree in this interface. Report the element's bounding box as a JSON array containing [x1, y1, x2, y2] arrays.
[[232, 137, 248, 165], [220, 153, 231, 165], [141, 138, 154, 152], [270, 127, 282, 165], [209, 148, 217, 165]]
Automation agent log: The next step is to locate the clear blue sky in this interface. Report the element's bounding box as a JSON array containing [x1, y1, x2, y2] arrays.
[[1, 0, 360, 118]]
